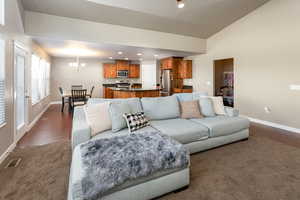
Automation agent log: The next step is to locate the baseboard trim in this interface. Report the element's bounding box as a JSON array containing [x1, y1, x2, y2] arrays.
[[27, 103, 51, 132], [245, 116, 300, 134], [0, 142, 16, 165], [50, 101, 61, 105]]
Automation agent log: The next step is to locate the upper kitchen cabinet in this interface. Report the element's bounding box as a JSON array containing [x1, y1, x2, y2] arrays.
[[160, 57, 173, 70], [129, 64, 140, 78], [103, 63, 117, 78], [116, 60, 130, 71], [179, 60, 192, 79]]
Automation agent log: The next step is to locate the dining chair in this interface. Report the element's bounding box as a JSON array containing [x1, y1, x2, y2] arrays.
[[71, 85, 83, 90], [59, 87, 69, 112], [87, 86, 95, 98], [71, 89, 87, 109]]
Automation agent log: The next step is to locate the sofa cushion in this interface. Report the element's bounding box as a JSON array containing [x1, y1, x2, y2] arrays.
[[180, 100, 203, 119], [141, 96, 180, 120], [210, 96, 226, 115], [150, 119, 209, 144], [84, 102, 112, 136], [198, 97, 216, 117], [109, 98, 143, 132], [190, 116, 250, 138], [173, 93, 193, 102], [192, 92, 208, 100], [110, 102, 132, 132]]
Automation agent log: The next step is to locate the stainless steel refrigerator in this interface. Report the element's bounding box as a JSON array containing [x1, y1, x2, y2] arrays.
[[161, 70, 171, 96]]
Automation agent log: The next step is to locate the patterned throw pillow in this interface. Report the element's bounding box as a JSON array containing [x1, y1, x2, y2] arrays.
[[123, 112, 150, 133]]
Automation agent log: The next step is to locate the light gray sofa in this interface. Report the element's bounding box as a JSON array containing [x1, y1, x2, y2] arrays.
[[68, 92, 250, 200]]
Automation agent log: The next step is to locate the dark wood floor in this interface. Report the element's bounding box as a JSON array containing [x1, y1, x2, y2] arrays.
[[17, 104, 300, 148], [18, 105, 72, 148]]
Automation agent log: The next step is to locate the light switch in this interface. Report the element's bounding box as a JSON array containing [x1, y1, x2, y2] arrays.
[[289, 85, 300, 91]]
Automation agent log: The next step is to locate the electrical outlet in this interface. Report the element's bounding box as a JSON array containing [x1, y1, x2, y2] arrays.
[[264, 107, 271, 114]]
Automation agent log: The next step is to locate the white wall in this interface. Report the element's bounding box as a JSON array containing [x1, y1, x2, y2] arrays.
[[0, 0, 51, 160], [24, 11, 206, 54], [190, 0, 300, 129], [141, 60, 157, 88], [51, 57, 104, 101]]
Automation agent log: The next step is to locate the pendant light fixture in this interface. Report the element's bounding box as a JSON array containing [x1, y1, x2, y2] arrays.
[[177, 0, 185, 8]]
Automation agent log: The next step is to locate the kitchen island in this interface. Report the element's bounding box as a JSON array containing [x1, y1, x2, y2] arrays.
[[112, 88, 161, 98]]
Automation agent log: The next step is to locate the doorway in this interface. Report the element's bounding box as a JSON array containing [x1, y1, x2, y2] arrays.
[[14, 44, 28, 141], [214, 58, 234, 107]]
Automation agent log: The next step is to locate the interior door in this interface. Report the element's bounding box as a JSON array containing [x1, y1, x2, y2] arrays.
[[14, 45, 28, 141]]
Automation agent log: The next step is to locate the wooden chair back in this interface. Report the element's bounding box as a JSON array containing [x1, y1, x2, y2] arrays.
[[90, 86, 95, 97], [71, 89, 87, 103], [59, 87, 64, 96], [71, 85, 83, 90]]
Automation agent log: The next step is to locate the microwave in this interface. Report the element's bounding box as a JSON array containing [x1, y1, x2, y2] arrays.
[[117, 70, 129, 78]]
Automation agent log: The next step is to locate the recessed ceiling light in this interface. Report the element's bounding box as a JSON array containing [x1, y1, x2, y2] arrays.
[[109, 57, 113, 59], [177, 0, 185, 8], [154, 54, 159, 57], [137, 53, 143, 56], [124, 58, 129, 60], [118, 51, 123, 55]]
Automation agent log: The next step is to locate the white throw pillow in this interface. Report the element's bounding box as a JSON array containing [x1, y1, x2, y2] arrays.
[[210, 96, 226, 115], [84, 102, 112, 137]]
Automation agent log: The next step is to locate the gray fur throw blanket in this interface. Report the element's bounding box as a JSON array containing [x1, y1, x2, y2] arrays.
[[73, 131, 189, 200]]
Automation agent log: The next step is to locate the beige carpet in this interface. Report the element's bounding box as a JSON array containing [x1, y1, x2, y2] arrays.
[[1, 132, 300, 200]]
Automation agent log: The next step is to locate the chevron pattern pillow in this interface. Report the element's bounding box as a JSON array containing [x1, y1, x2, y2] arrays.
[[123, 112, 150, 133]]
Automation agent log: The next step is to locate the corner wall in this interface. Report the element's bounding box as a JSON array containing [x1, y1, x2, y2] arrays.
[[190, 0, 300, 129]]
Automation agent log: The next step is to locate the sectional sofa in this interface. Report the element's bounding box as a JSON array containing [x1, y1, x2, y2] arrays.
[[68, 92, 250, 200]]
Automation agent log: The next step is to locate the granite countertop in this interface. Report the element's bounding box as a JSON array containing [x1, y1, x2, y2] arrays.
[[112, 88, 161, 92]]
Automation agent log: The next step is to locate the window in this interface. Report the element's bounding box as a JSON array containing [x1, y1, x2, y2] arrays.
[[31, 54, 50, 105], [0, 0, 4, 26], [0, 39, 5, 126]]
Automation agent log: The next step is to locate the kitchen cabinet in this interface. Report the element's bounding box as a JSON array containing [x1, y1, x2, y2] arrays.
[[179, 60, 192, 79], [113, 89, 160, 98], [116, 60, 129, 71], [129, 64, 140, 78], [160, 58, 173, 70], [103, 64, 117, 78], [103, 87, 114, 98], [173, 88, 193, 93]]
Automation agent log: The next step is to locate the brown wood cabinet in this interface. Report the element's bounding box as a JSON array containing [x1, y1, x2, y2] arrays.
[[129, 64, 140, 78], [160, 58, 173, 70], [173, 88, 193, 93], [113, 90, 160, 98], [116, 60, 129, 71], [103, 64, 117, 78], [179, 60, 192, 79], [103, 87, 114, 98]]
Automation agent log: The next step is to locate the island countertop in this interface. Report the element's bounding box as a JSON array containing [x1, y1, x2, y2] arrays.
[[111, 88, 161, 92]]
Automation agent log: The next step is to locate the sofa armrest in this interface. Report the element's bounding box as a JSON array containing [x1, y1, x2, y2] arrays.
[[71, 106, 91, 151], [224, 106, 239, 117]]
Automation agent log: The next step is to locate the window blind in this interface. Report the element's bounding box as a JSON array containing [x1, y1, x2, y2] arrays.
[[31, 54, 51, 105], [0, 0, 4, 26], [0, 39, 5, 125]]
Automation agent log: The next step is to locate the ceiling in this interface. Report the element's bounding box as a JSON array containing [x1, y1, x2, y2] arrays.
[[21, 0, 270, 38], [34, 37, 197, 60]]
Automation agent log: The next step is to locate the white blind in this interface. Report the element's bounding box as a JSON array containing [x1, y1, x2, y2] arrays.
[[31, 54, 51, 105], [0, 0, 4, 26], [0, 39, 5, 125]]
